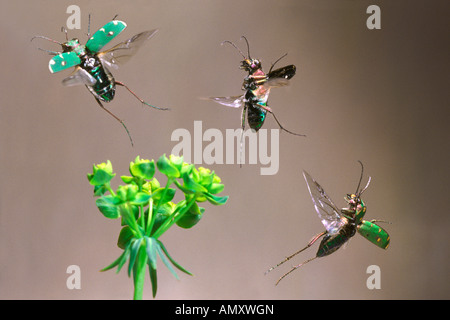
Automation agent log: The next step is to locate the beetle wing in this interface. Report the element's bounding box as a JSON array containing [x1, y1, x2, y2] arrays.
[[98, 29, 158, 70], [303, 171, 345, 234], [260, 64, 296, 90], [85, 20, 127, 53], [62, 67, 97, 87], [206, 95, 245, 108], [267, 65, 296, 80], [261, 77, 290, 90], [48, 52, 81, 73], [357, 220, 390, 249]]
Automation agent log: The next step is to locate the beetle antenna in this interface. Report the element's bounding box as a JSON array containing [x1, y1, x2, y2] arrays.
[[31, 35, 63, 46], [359, 176, 371, 196], [61, 27, 68, 41], [268, 53, 288, 74], [86, 14, 91, 38], [30, 36, 63, 55], [221, 40, 246, 59], [355, 160, 365, 195], [240, 36, 251, 59]]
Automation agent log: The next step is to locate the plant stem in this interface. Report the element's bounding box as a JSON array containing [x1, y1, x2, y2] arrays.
[[105, 183, 116, 196], [133, 245, 147, 300], [146, 197, 153, 234], [152, 195, 197, 239], [120, 203, 143, 238], [146, 177, 174, 237]]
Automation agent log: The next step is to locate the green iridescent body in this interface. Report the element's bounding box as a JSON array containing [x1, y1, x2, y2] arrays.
[[266, 163, 391, 285], [341, 196, 390, 249], [316, 217, 355, 257], [245, 90, 267, 131], [358, 220, 390, 249], [48, 20, 127, 102], [208, 37, 303, 137], [85, 56, 115, 102], [33, 18, 164, 146]]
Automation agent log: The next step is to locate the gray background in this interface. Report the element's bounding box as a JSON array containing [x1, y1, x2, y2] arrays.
[[0, 0, 448, 299]]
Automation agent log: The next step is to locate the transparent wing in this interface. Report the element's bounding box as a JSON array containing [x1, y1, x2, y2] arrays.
[[98, 29, 158, 70], [261, 77, 290, 90], [303, 171, 344, 234], [206, 95, 245, 108], [62, 67, 97, 87]]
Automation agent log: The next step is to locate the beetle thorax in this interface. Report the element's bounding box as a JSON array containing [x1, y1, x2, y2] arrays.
[[355, 199, 366, 223]]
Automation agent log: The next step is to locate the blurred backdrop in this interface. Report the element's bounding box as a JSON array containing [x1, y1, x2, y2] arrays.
[[0, 0, 448, 299]]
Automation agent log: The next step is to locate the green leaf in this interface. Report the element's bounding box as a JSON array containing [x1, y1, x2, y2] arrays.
[[157, 240, 192, 276], [96, 196, 120, 219], [208, 183, 225, 195], [173, 180, 194, 194], [180, 163, 195, 176], [120, 175, 135, 184], [150, 202, 175, 234], [169, 154, 184, 171], [145, 237, 158, 297], [131, 192, 151, 205], [197, 167, 214, 188], [117, 226, 135, 250], [128, 238, 143, 277], [130, 157, 155, 180], [149, 177, 160, 191], [156, 154, 180, 178], [93, 184, 109, 197], [101, 242, 131, 272], [151, 187, 176, 203], [204, 192, 229, 206], [116, 244, 131, 273], [116, 185, 139, 203], [87, 161, 115, 186], [176, 202, 204, 229], [145, 237, 157, 269], [182, 172, 208, 193], [155, 241, 179, 280], [120, 204, 139, 226]]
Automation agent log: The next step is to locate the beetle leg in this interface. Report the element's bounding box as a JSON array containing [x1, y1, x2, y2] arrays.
[[267, 109, 306, 137], [275, 256, 318, 286], [265, 231, 326, 275], [116, 81, 170, 110], [94, 98, 134, 146], [238, 105, 247, 167]]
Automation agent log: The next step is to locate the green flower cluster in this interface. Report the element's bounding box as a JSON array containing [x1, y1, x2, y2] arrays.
[[87, 154, 228, 299]]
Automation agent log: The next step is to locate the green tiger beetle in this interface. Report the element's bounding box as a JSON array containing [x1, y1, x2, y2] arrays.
[[32, 15, 168, 146], [265, 161, 390, 285], [206, 36, 305, 164]]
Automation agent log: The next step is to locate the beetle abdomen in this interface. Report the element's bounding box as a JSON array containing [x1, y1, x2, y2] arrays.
[[247, 103, 266, 132], [82, 55, 115, 102]]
